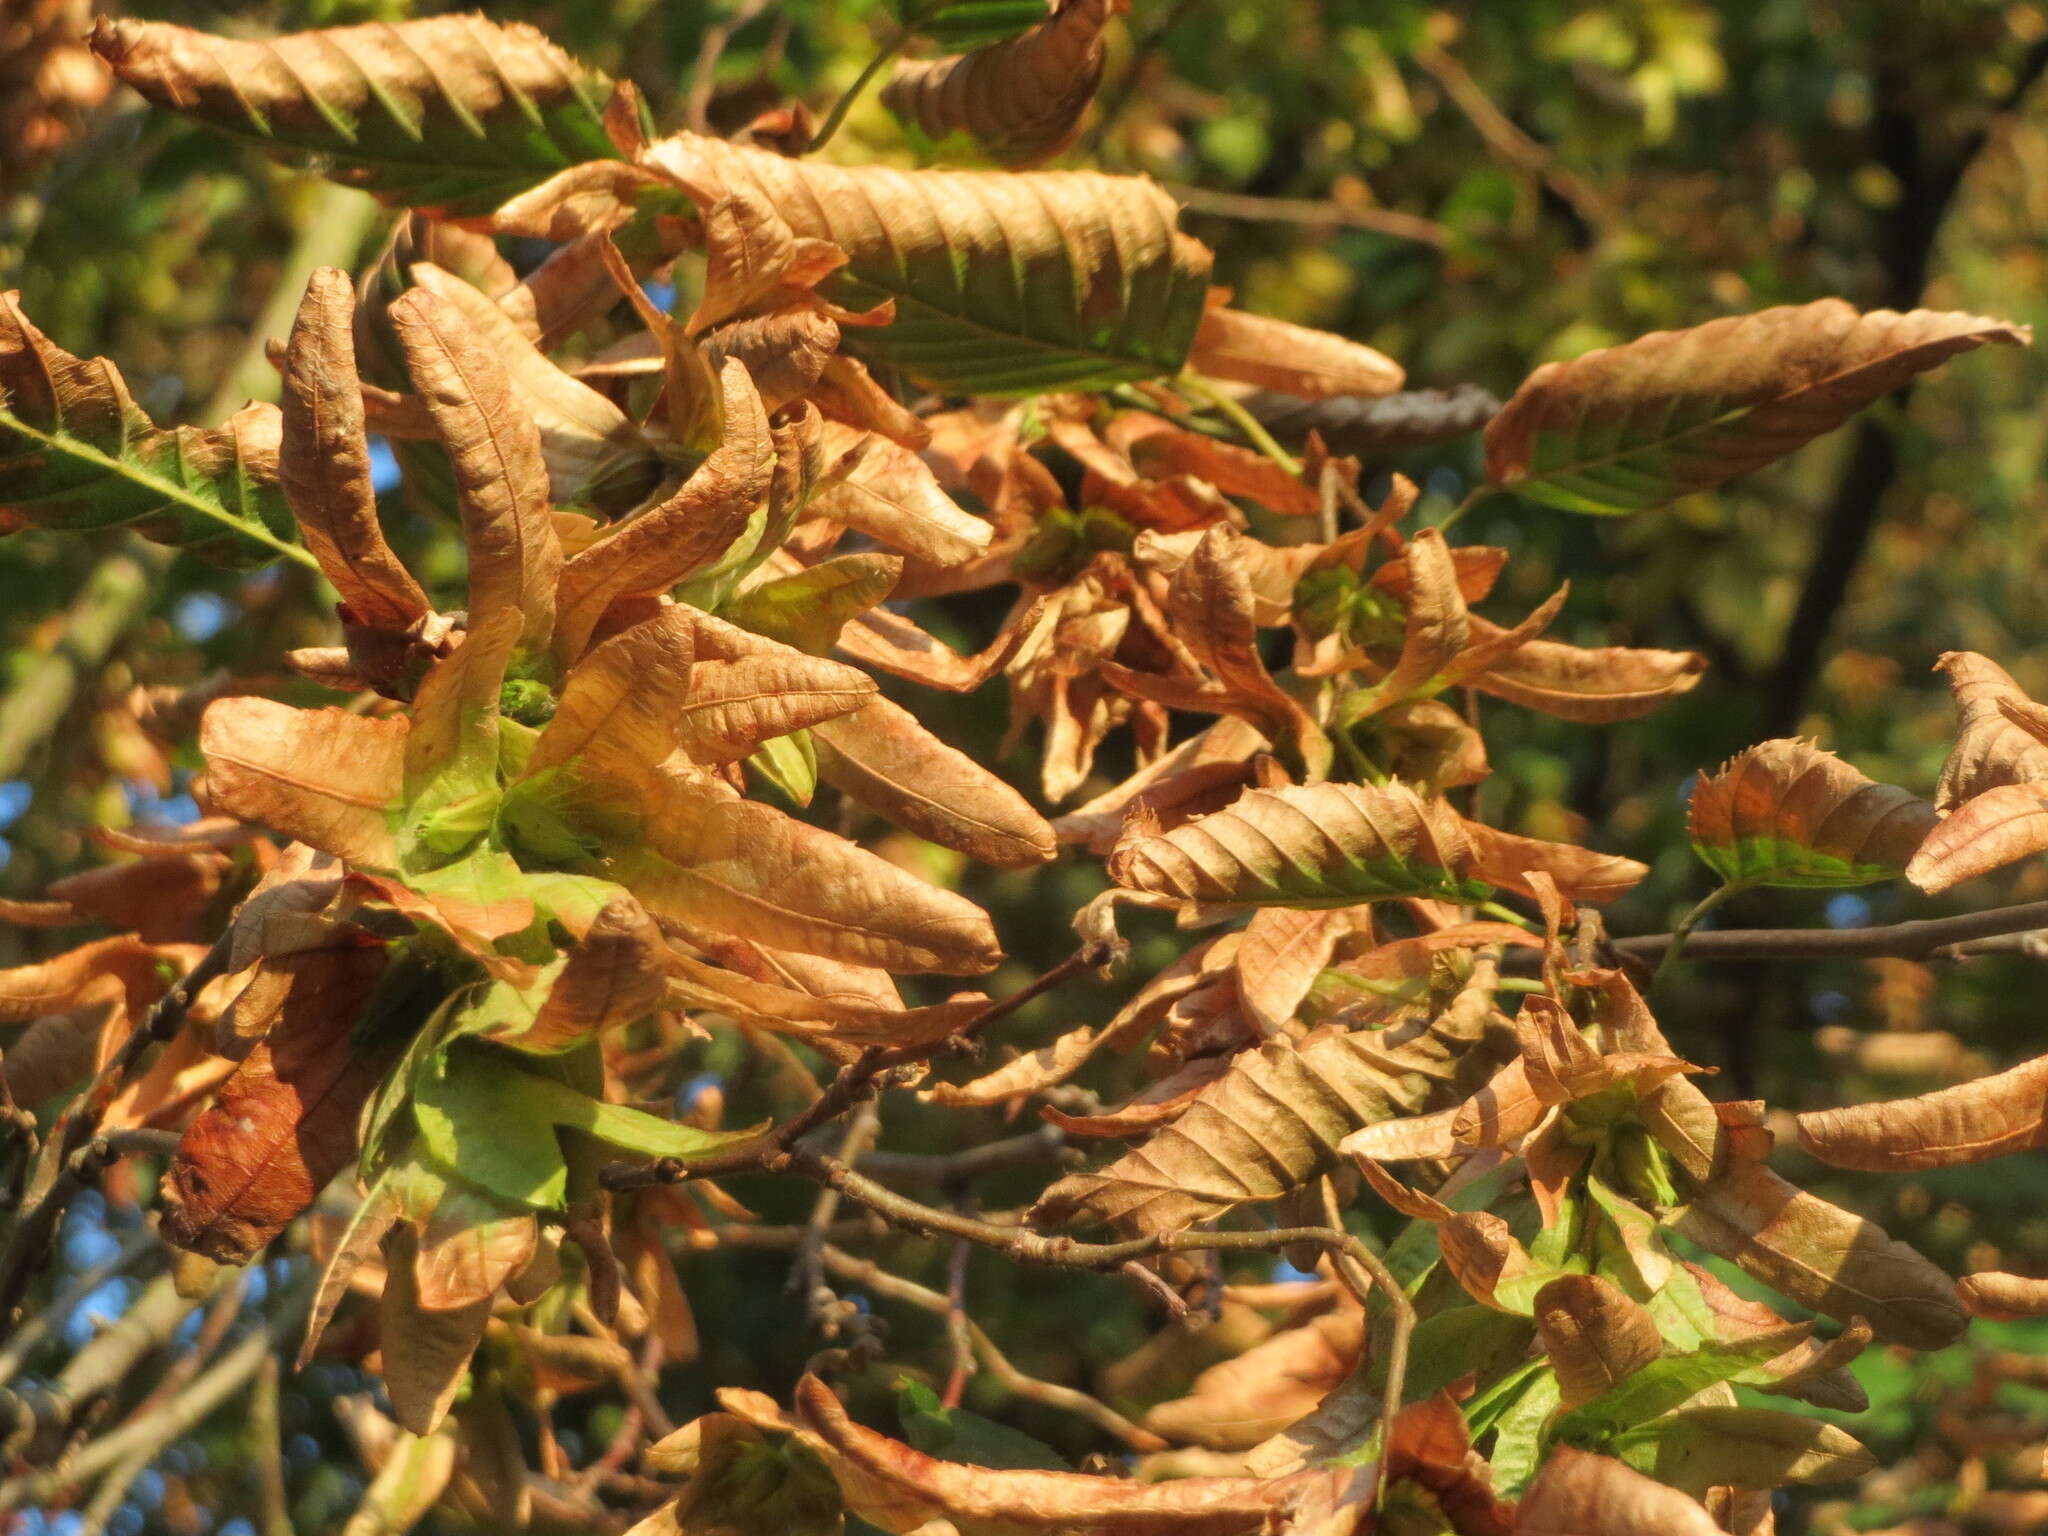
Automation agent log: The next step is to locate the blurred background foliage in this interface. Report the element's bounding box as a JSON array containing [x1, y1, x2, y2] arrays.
[[9, 2, 2048, 1532]]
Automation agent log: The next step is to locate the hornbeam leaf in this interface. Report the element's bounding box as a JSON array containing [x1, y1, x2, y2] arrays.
[[1957, 1270, 2048, 1320], [618, 775, 1002, 976], [670, 654, 876, 764], [1030, 958, 1502, 1234], [1795, 1052, 2048, 1170], [813, 697, 1058, 868], [882, 0, 1115, 168], [1532, 1274, 1664, 1410], [279, 269, 430, 626], [2, 294, 301, 568], [1107, 781, 1491, 907], [1906, 781, 2048, 893], [1930, 651, 2048, 810], [1484, 299, 2028, 514], [743, 1373, 1312, 1536], [640, 133, 1214, 394], [1670, 1158, 1965, 1349], [1687, 739, 1936, 890], [1608, 1406, 1876, 1497], [90, 15, 621, 220], [1517, 1447, 1723, 1536], [198, 698, 407, 870]]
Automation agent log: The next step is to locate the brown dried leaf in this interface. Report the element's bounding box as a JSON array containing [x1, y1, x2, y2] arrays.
[[625, 776, 1001, 976], [1688, 739, 1936, 889], [1234, 907, 1359, 1036], [1533, 1274, 1664, 1408], [882, 0, 1115, 167], [1931, 652, 2048, 810], [1517, 1447, 1723, 1536], [198, 698, 406, 869], [1031, 958, 1502, 1233], [665, 950, 988, 1048], [388, 287, 562, 652], [1143, 1308, 1362, 1450], [1671, 1158, 1965, 1349], [809, 423, 993, 566], [1795, 1052, 2048, 1170], [163, 943, 393, 1263], [1957, 1270, 2048, 1320], [1906, 781, 2048, 894], [1485, 300, 2029, 514], [409, 261, 649, 501], [925, 1024, 1104, 1109], [1188, 306, 1403, 400], [1108, 781, 1487, 908], [279, 267, 429, 628], [1458, 819, 1648, 905], [525, 605, 696, 789], [674, 654, 875, 765], [382, 1225, 493, 1436], [768, 1373, 1307, 1535], [815, 697, 1056, 868], [518, 894, 670, 1050], [1469, 628, 1706, 722], [553, 360, 774, 662]]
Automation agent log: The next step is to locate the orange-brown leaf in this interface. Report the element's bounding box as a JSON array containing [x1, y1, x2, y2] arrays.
[[1188, 305, 1403, 399], [279, 267, 429, 629], [1931, 651, 2048, 810], [198, 698, 406, 869], [1688, 739, 1936, 889], [1795, 1052, 2048, 1170], [1906, 781, 2048, 894], [882, 0, 1116, 168]]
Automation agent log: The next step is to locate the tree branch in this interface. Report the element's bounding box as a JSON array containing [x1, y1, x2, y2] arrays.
[[1612, 899, 2048, 966]]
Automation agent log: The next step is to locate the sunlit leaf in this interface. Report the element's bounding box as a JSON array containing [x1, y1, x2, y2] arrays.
[[1687, 739, 1936, 889], [1485, 299, 2028, 514]]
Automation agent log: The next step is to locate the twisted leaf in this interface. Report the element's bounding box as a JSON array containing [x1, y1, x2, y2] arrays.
[[91, 15, 620, 220], [1687, 739, 1936, 889], [2, 293, 300, 568], [883, 0, 1115, 167], [1485, 299, 2028, 514], [641, 134, 1214, 394], [280, 268, 430, 626], [1518, 1448, 1722, 1536]]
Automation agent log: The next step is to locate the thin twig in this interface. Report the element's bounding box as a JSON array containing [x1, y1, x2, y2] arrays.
[[684, 0, 776, 132], [1166, 183, 1448, 248], [0, 1127, 184, 1342], [604, 942, 1112, 1191], [251, 1353, 293, 1536], [1611, 899, 2048, 966], [808, 13, 919, 152], [815, 1243, 1166, 1451], [792, 1101, 881, 1324]]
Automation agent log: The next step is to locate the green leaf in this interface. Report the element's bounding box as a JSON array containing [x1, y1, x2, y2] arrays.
[[1607, 1405, 1876, 1497], [1487, 1368, 1562, 1498], [1551, 1331, 1811, 1448], [412, 1042, 759, 1208], [895, 1379, 1071, 1470], [91, 16, 622, 220], [899, 0, 1049, 49], [723, 555, 901, 656], [747, 731, 818, 808], [2, 296, 308, 570]]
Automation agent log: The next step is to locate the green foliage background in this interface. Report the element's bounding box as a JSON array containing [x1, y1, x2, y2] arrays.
[[9, 2, 2048, 1530]]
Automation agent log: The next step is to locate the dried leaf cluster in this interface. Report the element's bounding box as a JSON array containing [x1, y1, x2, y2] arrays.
[[4, 9, 2045, 1535]]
